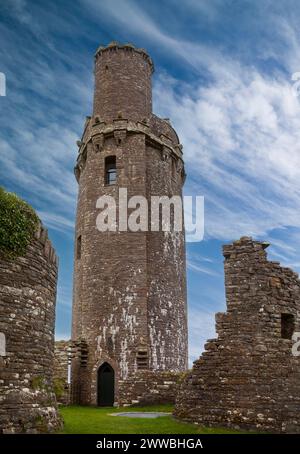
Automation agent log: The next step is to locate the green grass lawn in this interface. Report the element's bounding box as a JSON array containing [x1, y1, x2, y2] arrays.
[[58, 405, 243, 434]]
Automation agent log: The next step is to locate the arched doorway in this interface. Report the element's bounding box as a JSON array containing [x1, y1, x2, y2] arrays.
[[97, 362, 115, 406]]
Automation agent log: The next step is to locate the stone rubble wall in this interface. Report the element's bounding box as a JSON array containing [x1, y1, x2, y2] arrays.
[[118, 371, 181, 406], [175, 237, 300, 433], [0, 224, 61, 433], [53, 340, 71, 405]]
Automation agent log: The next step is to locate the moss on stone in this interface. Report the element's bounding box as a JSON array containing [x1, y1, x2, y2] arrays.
[[53, 378, 65, 400], [177, 370, 191, 384], [31, 376, 46, 390], [0, 187, 39, 259]]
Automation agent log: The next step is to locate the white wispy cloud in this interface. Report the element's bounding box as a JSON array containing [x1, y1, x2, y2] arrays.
[[80, 0, 300, 242], [154, 71, 300, 241], [187, 261, 219, 276], [55, 332, 71, 341], [3, 0, 300, 357], [37, 211, 75, 233], [188, 306, 216, 365], [187, 251, 220, 276], [0, 2, 93, 234], [81, 0, 235, 77]]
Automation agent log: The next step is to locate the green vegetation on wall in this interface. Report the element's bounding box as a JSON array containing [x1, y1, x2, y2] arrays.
[[53, 378, 66, 400], [0, 187, 39, 259]]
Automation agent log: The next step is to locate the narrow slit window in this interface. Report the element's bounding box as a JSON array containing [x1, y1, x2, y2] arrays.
[[281, 313, 295, 339], [171, 158, 176, 179], [105, 156, 116, 185], [0, 332, 6, 356], [77, 235, 82, 260]]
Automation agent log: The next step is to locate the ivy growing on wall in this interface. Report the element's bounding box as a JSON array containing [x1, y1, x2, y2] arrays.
[[0, 187, 39, 259]]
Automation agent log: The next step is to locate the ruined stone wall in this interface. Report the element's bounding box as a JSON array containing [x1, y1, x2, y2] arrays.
[[53, 340, 71, 405], [71, 43, 187, 406], [175, 237, 300, 433], [0, 224, 61, 433], [118, 371, 181, 406]]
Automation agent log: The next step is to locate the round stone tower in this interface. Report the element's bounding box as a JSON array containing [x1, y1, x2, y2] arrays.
[[93, 42, 153, 122], [72, 42, 187, 406]]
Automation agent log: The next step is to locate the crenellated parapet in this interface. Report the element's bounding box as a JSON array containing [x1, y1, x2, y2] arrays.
[[94, 42, 154, 73]]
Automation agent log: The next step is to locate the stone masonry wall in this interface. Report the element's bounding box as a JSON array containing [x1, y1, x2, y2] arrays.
[[53, 340, 71, 405], [0, 224, 61, 433], [93, 42, 153, 122], [175, 237, 300, 433], [145, 141, 187, 372], [118, 371, 181, 406]]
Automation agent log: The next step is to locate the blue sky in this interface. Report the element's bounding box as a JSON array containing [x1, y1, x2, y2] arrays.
[[1, 0, 300, 364]]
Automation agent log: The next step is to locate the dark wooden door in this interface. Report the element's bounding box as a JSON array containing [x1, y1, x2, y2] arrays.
[[97, 363, 114, 406]]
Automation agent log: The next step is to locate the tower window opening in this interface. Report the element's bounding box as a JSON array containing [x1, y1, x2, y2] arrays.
[[0, 332, 6, 356], [107, 336, 113, 352], [137, 350, 148, 370], [77, 235, 82, 260], [281, 313, 295, 339], [105, 156, 117, 185], [171, 157, 176, 179]]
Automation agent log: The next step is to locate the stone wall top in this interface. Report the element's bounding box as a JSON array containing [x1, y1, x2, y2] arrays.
[[34, 222, 58, 266], [94, 42, 154, 73]]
